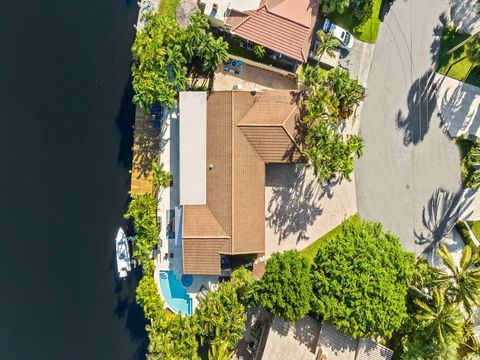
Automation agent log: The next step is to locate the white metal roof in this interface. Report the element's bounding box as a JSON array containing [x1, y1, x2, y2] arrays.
[[179, 92, 207, 205]]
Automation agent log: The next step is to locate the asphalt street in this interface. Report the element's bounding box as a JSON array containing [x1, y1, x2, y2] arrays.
[[355, 0, 464, 254]]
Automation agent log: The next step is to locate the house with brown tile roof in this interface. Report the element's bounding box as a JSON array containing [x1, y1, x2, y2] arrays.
[[177, 90, 303, 275], [198, 0, 319, 65]]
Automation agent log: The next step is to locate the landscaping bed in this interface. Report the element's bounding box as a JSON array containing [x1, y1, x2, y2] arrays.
[[300, 214, 360, 263], [467, 220, 480, 243], [437, 26, 480, 87], [457, 138, 480, 189], [329, 0, 382, 44], [222, 36, 295, 72]]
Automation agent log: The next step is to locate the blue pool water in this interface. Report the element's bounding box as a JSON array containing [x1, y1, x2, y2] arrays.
[[159, 271, 192, 316]]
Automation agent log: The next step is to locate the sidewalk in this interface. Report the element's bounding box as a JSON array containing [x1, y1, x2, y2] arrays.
[[435, 72, 480, 139], [339, 40, 376, 135], [450, 0, 480, 35]]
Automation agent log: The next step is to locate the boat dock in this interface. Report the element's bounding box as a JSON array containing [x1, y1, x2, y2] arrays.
[[130, 106, 161, 196]]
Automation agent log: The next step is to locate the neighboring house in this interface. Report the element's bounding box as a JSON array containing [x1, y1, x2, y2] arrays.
[[198, 0, 319, 67], [254, 316, 394, 360], [176, 90, 302, 275]]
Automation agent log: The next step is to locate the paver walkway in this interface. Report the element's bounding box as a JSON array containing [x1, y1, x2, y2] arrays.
[[435, 73, 480, 138], [355, 0, 463, 254]]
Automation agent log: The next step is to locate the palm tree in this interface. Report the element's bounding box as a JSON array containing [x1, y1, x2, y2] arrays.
[[435, 244, 480, 315], [202, 35, 229, 72], [315, 30, 340, 60], [208, 340, 234, 360], [253, 44, 266, 58], [415, 289, 464, 345]]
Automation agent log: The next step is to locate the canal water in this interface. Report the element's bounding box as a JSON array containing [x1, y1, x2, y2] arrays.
[[0, 1, 147, 359]]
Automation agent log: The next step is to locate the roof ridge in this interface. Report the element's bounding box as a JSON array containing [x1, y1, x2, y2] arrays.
[[230, 91, 235, 254], [232, 12, 252, 31]]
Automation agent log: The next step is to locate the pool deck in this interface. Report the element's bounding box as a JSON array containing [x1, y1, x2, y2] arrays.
[[153, 107, 219, 313]]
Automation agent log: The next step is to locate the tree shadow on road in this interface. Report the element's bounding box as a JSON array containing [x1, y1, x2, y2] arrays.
[[396, 70, 438, 146], [430, 12, 448, 64], [415, 188, 474, 255], [265, 164, 339, 245]]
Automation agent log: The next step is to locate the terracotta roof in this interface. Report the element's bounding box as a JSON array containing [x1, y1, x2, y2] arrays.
[[224, 9, 249, 28], [227, 0, 318, 62], [181, 90, 303, 274]]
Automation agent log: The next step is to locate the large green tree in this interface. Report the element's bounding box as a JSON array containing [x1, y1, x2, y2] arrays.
[[194, 282, 246, 353], [320, 0, 350, 13], [260, 250, 312, 322], [311, 218, 415, 338]]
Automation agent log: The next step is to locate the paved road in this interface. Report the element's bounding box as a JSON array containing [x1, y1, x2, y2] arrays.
[[355, 0, 464, 254]]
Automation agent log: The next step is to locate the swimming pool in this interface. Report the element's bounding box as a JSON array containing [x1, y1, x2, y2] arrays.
[[159, 270, 192, 316]]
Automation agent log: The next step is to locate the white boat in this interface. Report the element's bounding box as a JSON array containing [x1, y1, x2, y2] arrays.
[[116, 228, 135, 279]]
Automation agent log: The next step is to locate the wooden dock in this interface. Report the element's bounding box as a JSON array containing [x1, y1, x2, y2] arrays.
[[130, 106, 161, 196]]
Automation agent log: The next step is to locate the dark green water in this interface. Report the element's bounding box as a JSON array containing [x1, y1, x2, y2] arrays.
[[0, 1, 147, 359]]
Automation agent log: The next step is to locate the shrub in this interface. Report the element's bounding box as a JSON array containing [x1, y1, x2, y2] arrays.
[[260, 250, 312, 322], [231, 267, 260, 309], [124, 193, 158, 264], [253, 44, 266, 58], [152, 162, 172, 191]]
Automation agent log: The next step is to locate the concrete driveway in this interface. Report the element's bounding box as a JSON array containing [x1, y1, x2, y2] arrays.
[[265, 164, 357, 257], [355, 0, 467, 254]]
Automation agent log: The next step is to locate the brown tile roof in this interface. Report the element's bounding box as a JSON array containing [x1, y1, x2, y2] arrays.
[[182, 237, 230, 275], [238, 90, 303, 163], [182, 205, 228, 238], [182, 90, 303, 274], [227, 0, 319, 62]]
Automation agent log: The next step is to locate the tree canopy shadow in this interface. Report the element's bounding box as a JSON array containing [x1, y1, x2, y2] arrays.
[[415, 188, 474, 254], [266, 164, 338, 245], [430, 12, 448, 64], [396, 70, 437, 146]]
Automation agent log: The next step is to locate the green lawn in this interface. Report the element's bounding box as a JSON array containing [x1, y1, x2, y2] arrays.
[[330, 0, 382, 44], [158, 0, 179, 19], [437, 26, 480, 87], [467, 220, 480, 242], [300, 214, 360, 263]]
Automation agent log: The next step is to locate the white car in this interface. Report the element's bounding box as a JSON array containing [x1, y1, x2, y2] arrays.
[[323, 19, 354, 51]]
